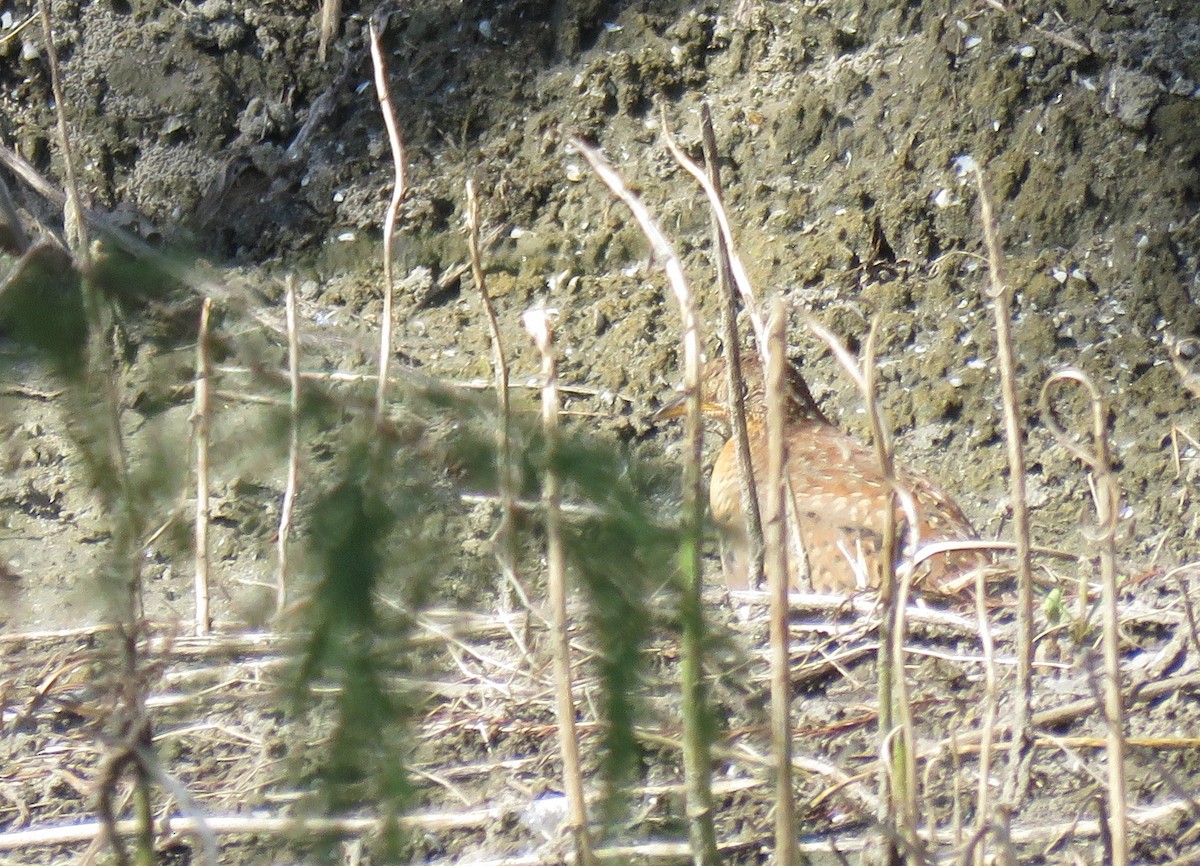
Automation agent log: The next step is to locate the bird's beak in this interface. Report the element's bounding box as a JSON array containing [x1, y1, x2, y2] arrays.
[[653, 391, 724, 422], [654, 392, 688, 422]]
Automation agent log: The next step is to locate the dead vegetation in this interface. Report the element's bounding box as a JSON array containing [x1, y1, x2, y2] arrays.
[[2, 1, 1200, 864]]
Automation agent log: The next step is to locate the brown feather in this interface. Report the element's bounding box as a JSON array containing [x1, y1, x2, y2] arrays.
[[693, 355, 983, 594]]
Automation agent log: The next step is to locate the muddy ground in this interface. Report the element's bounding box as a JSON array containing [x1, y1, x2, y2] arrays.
[[1, 0, 1200, 862]]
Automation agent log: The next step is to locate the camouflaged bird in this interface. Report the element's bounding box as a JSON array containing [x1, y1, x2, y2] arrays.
[[658, 355, 982, 594]]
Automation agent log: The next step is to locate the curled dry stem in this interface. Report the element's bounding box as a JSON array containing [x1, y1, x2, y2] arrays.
[[1038, 368, 1127, 866], [368, 17, 408, 427]]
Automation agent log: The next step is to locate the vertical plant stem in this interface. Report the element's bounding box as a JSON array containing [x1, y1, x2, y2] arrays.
[[369, 18, 408, 428], [764, 297, 797, 865], [700, 105, 764, 589], [38, 5, 152, 861], [571, 136, 719, 866], [466, 180, 528, 614], [193, 297, 213, 635], [971, 554, 1000, 866], [1040, 370, 1127, 866], [808, 319, 918, 855], [863, 323, 918, 845], [524, 308, 596, 866], [131, 753, 154, 866], [972, 163, 1034, 806], [659, 114, 766, 352], [277, 279, 301, 619], [317, 0, 341, 60]]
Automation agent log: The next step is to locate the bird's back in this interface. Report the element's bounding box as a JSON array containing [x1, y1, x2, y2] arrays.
[[702, 357, 982, 594]]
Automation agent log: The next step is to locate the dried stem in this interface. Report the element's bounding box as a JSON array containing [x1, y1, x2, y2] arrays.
[[317, 0, 341, 61], [971, 541, 1000, 866], [523, 307, 596, 866], [37, 0, 88, 257], [971, 161, 1035, 806], [38, 5, 153, 860], [276, 279, 300, 619], [570, 135, 719, 866], [1039, 369, 1127, 866], [764, 297, 797, 865], [466, 179, 529, 617], [700, 105, 765, 589], [658, 111, 766, 354], [0, 171, 28, 253], [807, 318, 917, 854], [368, 18, 408, 427], [193, 297, 213, 635]]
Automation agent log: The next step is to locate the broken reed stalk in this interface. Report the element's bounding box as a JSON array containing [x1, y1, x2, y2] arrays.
[[764, 297, 797, 866], [193, 298, 213, 635], [971, 162, 1035, 805], [523, 308, 596, 866], [1039, 370, 1127, 866], [806, 319, 918, 852], [466, 179, 528, 615], [670, 108, 811, 592], [276, 279, 300, 619], [570, 135, 720, 866], [700, 105, 765, 589], [317, 0, 340, 61], [368, 18, 408, 428]]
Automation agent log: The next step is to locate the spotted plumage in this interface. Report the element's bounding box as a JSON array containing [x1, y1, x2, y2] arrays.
[[660, 355, 983, 594]]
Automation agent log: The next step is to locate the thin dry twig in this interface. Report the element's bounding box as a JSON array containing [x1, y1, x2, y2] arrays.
[[193, 297, 213, 635], [764, 297, 797, 865], [658, 110, 766, 354], [1040, 369, 1127, 866], [276, 279, 300, 618], [804, 318, 918, 845], [466, 179, 532, 628], [570, 133, 719, 866], [971, 531, 1001, 866], [523, 306, 596, 866], [37, 0, 142, 658], [700, 104, 765, 589], [317, 0, 341, 61], [368, 17, 408, 427], [971, 159, 1035, 806]]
